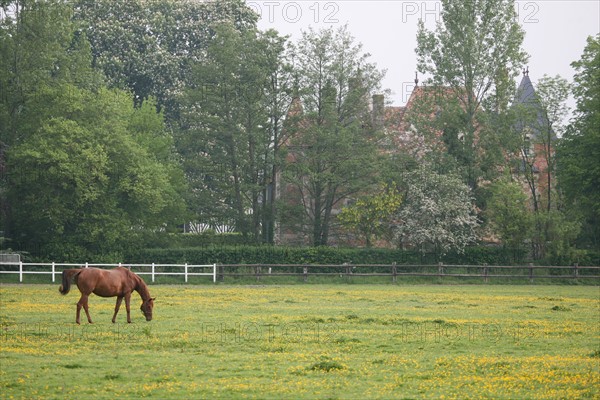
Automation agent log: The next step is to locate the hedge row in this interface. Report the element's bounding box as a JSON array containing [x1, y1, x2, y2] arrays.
[[126, 246, 535, 266]]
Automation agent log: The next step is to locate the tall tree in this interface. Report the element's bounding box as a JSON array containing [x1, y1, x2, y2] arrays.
[[282, 25, 386, 246], [0, 1, 186, 259], [534, 75, 570, 212], [512, 74, 569, 212], [261, 29, 294, 243], [558, 34, 600, 249], [415, 0, 528, 188], [510, 74, 571, 260], [178, 24, 289, 241], [73, 0, 258, 111], [0, 0, 102, 147], [1, 0, 102, 247]]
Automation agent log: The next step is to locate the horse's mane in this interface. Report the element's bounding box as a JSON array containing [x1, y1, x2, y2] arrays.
[[131, 271, 151, 301]]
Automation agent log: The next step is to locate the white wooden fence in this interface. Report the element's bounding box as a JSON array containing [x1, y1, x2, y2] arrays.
[[0, 262, 217, 283]]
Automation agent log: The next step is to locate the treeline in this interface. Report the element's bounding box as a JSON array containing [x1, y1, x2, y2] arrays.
[[0, 0, 598, 265]]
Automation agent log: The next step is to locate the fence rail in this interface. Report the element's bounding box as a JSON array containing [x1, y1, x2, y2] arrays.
[[1, 262, 598, 284], [215, 263, 600, 283], [0, 262, 217, 283]]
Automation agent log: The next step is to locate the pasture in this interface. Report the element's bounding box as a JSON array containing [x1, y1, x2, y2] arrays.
[[1, 284, 598, 399]]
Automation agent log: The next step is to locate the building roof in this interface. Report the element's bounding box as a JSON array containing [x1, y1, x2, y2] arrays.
[[515, 71, 536, 105], [513, 69, 553, 139]]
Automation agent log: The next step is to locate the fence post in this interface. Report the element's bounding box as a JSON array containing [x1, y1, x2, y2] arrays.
[[573, 263, 579, 279], [303, 266, 308, 283], [483, 263, 488, 283], [344, 262, 351, 282], [392, 262, 397, 283], [151, 263, 155, 283], [218, 264, 224, 282], [19, 260, 23, 283], [438, 262, 444, 280], [85, 262, 88, 268], [185, 263, 188, 283], [256, 266, 261, 282], [529, 263, 534, 283], [213, 263, 217, 283], [52, 262, 56, 283]]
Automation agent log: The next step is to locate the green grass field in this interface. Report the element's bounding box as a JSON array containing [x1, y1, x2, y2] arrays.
[[1, 284, 598, 399]]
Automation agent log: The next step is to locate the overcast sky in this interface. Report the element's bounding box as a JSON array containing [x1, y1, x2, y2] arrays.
[[250, 0, 600, 108]]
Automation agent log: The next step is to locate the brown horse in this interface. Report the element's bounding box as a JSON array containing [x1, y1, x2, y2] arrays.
[[59, 267, 154, 324]]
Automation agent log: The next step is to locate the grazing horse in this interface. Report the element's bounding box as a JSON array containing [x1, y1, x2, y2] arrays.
[[59, 267, 154, 324]]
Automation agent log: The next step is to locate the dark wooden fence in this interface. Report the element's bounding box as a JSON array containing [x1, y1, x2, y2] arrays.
[[215, 263, 600, 283], [1, 261, 598, 284]]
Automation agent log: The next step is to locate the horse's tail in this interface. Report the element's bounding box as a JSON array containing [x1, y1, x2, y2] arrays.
[[59, 269, 82, 295]]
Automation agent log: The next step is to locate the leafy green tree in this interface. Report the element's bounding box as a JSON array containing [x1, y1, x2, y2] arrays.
[[0, 0, 102, 146], [1, 0, 103, 251], [485, 178, 531, 260], [73, 0, 258, 111], [531, 210, 580, 265], [178, 24, 289, 241], [510, 74, 570, 259], [7, 85, 186, 259], [558, 34, 600, 249], [259, 29, 295, 243], [415, 0, 528, 188], [394, 165, 479, 255], [518, 75, 569, 213], [1, 1, 186, 259], [537, 76, 571, 258], [338, 184, 403, 247], [281, 25, 386, 246]]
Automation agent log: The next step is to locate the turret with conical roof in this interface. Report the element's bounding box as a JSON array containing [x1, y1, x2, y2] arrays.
[[513, 68, 553, 141]]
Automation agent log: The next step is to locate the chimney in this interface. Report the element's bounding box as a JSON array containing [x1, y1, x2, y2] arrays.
[[372, 94, 385, 128]]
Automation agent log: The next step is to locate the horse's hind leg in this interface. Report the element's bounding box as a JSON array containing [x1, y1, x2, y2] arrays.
[[77, 294, 93, 324], [112, 296, 123, 323]]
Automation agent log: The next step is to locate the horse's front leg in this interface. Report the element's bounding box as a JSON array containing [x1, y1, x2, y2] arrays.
[[77, 294, 93, 324], [124, 293, 132, 323], [76, 297, 83, 325], [112, 296, 123, 323]]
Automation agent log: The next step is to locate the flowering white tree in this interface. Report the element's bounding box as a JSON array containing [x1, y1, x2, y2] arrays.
[[394, 166, 479, 254]]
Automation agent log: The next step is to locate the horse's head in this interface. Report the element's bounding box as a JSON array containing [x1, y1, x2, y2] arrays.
[[140, 297, 155, 321]]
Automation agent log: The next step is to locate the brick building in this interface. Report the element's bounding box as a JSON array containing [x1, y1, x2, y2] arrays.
[[276, 70, 553, 245]]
